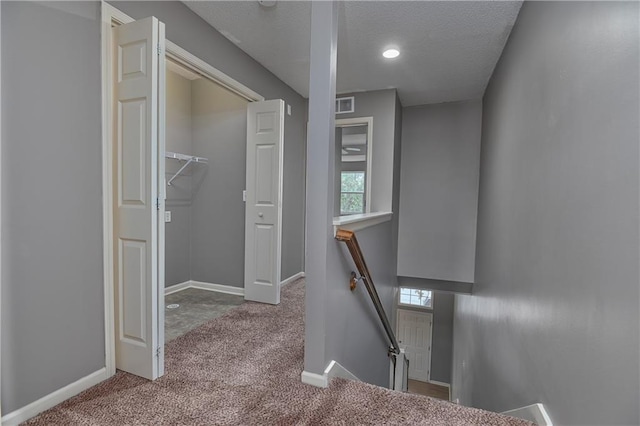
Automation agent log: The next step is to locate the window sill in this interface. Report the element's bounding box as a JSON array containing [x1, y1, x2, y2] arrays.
[[333, 212, 393, 236]]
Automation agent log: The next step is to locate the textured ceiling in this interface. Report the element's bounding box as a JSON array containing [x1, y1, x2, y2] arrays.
[[183, 1, 522, 106]]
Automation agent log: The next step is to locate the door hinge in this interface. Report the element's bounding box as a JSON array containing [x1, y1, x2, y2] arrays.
[[157, 44, 162, 55], [156, 198, 160, 210], [156, 346, 162, 357]]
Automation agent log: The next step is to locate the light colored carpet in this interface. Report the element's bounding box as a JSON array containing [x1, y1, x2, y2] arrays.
[[25, 279, 532, 425]]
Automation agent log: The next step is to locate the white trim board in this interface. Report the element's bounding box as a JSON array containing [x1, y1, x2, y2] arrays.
[[301, 360, 360, 389], [502, 403, 553, 426], [1, 368, 108, 426], [164, 281, 244, 297], [333, 211, 392, 236], [165, 273, 305, 296], [281, 271, 305, 287]]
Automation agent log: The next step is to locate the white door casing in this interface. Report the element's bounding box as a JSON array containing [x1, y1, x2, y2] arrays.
[[113, 16, 165, 380], [244, 100, 285, 305], [397, 309, 433, 382]]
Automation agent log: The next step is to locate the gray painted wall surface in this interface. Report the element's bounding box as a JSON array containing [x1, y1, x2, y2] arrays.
[[452, 2, 639, 425], [430, 292, 453, 383], [325, 221, 398, 386], [190, 79, 248, 287], [336, 90, 398, 213], [1, 1, 104, 414], [397, 101, 482, 283], [113, 1, 307, 280], [165, 69, 193, 287]]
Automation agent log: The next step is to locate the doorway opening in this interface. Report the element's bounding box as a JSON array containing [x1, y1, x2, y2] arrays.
[[103, 4, 285, 383], [162, 57, 249, 343]]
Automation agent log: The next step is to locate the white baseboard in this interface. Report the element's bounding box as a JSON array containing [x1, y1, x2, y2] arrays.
[[301, 370, 328, 388], [280, 271, 305, 287], [1, 367, 109, 426], [164, 280, 191, 295], [165, 274, 304, 297], [190, 280, 244, 296], [502, 403, 553, 426], [165, 280, 244, 296], [302, 360, 359, 389]]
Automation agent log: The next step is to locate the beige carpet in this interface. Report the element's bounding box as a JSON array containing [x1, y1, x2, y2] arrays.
[[25, 280, 532, 425]]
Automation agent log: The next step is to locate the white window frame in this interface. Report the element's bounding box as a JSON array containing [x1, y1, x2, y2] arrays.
[[398, 287, 433, 309], [336, 117, 373, 215]]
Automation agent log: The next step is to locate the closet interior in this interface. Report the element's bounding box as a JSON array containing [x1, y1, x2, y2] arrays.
[[163, 58, 249, 341]]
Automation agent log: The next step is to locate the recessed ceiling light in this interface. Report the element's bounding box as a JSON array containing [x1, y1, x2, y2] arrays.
[[383, 48, 400, 59]]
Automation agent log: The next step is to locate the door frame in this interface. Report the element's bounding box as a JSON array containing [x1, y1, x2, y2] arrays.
[[101, 1, 264, 377], [396, 308, 433, 382]]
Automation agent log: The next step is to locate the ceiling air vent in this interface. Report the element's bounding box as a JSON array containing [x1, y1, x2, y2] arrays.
[[336, 96, 355, 114]]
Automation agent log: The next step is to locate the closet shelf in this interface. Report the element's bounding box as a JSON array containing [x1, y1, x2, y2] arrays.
[[165, 151, 208, 186]]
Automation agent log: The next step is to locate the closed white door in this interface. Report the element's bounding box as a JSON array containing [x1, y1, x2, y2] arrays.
[[397, 309, 433, 381], [244, 100, 285, 305], [113, 16, 165, 380]]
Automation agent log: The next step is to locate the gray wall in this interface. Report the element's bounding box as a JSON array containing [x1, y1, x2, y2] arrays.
[[336, 89, 398, 213], [1, 1, 104, 414], [190, 78, 248, 287], [165, 68, 193, 287], [430, 292, 453, 383], [397, 101, 482, 283], [325, 221, 399, 386], [1, 0, 307, 415], [452, 2, 640, 425], [113, 1, 307, 281]]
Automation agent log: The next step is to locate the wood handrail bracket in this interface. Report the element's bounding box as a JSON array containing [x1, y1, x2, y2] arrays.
[[335, 229, 401, 355]]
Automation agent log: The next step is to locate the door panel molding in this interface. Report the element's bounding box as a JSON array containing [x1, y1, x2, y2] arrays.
[[244, 99, 285, 305]]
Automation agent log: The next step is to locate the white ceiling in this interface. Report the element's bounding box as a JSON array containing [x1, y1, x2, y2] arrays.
[[183, 1, 522, 106]]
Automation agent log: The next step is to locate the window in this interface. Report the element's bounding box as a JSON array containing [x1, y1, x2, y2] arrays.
[[340, 171, 365, 215], [399, 287, 433, 308]]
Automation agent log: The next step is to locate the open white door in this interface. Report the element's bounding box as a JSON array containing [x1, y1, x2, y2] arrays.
[[244, 100, 285, 305], [113, 16, 165, 380]]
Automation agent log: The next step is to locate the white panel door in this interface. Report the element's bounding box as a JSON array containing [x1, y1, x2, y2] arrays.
[[245, 100, 285, 305], [113, 16, 165, 380], [397, 309, 433, 381]]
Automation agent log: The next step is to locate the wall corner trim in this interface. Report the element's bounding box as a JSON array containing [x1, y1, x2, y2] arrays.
[[281, 271, 305, 287], [301, 360, 360, 389], [1, 367, 109, 426], [324, 360, 360, 381], [502, 403, 553, 426], [301, 370, 328, 388]]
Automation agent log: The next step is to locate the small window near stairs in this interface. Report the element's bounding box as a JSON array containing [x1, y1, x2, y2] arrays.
[[399, 288, 433, 308]]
